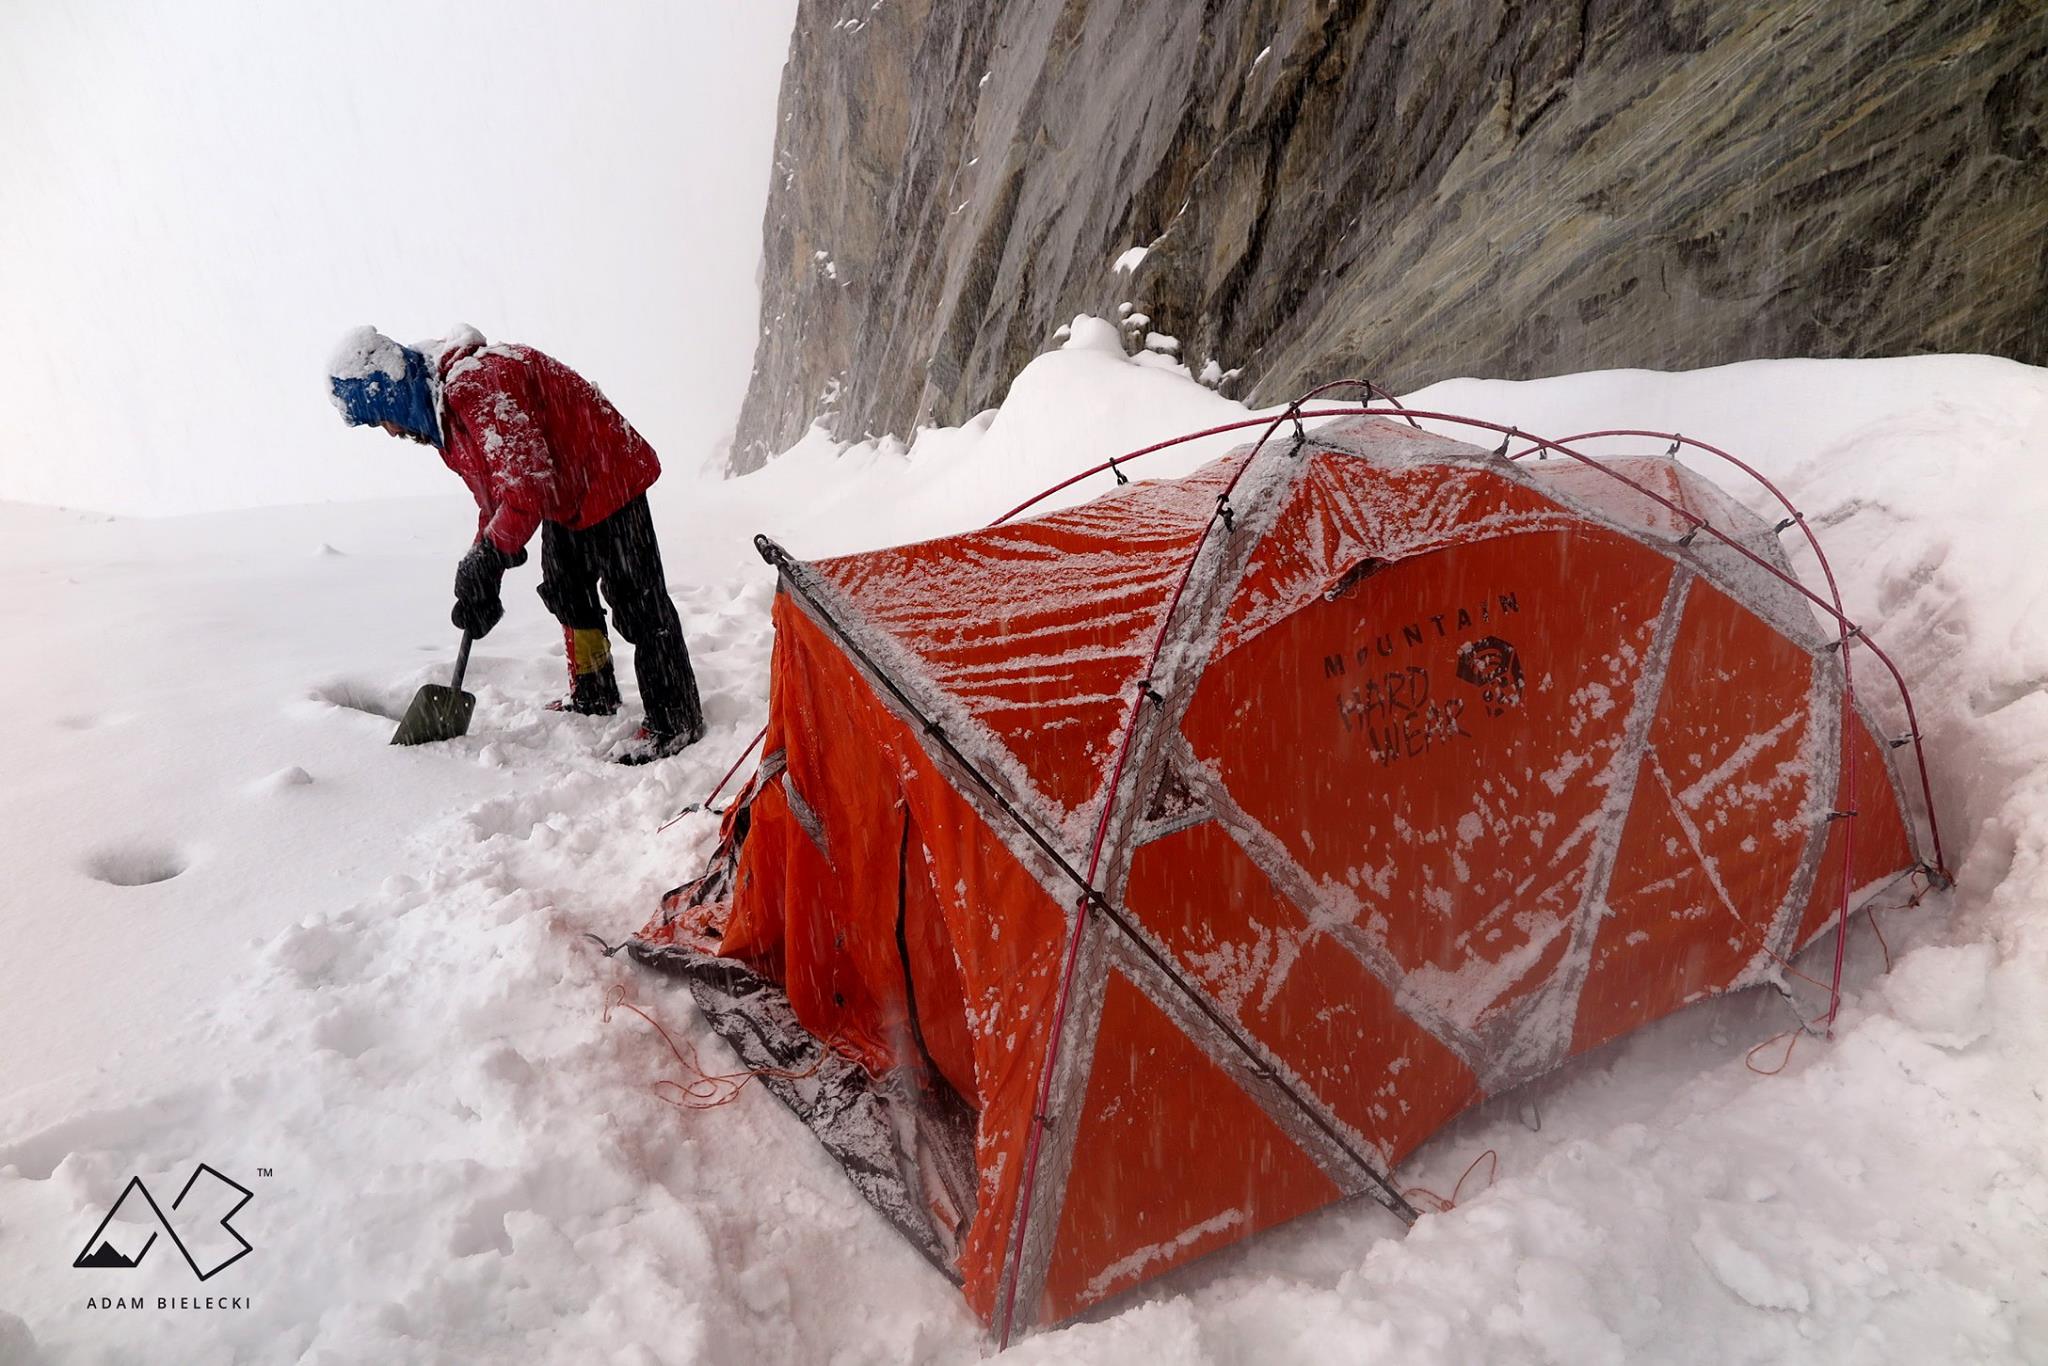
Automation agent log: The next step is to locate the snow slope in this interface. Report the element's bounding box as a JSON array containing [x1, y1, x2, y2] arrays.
[[2, 325, 2045, 1363]]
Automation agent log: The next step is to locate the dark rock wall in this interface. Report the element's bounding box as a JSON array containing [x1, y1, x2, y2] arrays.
[[730, 0, 2046, 472]]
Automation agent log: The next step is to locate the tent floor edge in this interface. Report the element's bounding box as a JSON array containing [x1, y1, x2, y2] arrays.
[[624, 939, 972, 1285]]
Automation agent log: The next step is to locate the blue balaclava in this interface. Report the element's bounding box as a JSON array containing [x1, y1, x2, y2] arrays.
[[328, 326, 442, 447]]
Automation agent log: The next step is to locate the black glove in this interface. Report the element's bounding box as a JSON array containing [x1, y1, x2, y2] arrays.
[[452, 542, 516, 637]]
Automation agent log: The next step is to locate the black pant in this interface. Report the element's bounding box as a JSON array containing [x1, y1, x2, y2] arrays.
[[537, 495, 702, 737]]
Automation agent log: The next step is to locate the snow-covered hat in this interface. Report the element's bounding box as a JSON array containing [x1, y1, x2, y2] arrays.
[[328, 325, 442, 446]]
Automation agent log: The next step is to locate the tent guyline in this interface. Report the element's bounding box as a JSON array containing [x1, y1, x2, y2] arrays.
[[752, 534, 1423, 1242], [635, 383, 1941, 1342]]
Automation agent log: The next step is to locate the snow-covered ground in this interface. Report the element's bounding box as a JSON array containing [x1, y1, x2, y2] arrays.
[[3, 323, 2045, 1363]]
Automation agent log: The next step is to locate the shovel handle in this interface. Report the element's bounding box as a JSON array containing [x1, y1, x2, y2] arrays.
[[451, 631, 474, 691]]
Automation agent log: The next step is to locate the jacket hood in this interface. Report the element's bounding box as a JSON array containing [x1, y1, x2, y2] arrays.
[[328, 325, 443, 447]]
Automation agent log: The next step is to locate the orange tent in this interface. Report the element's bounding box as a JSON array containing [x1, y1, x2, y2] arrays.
[[632, 412, 1933, 1339]]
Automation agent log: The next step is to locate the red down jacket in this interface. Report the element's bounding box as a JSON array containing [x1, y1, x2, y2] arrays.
[[435, 339, 660, 555]]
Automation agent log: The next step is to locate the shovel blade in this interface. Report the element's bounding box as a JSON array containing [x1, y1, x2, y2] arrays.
[[390, 684, 476, 745]]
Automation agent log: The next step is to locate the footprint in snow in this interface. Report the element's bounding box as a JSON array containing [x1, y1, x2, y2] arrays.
[[310, 680, 406, 722], [55, 711, 134, 732], [83, 841, 189, 887]]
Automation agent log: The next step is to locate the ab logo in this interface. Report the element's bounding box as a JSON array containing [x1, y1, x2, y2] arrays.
[[73, 1165, 254, 1281]]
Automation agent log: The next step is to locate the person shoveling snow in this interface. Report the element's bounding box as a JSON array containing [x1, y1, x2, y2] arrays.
[[327, 325, 704, 764]]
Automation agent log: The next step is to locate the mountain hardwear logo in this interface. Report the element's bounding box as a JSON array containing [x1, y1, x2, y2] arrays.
[[73, 1165, 254, 1280]]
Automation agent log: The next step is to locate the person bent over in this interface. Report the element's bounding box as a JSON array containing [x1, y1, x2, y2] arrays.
[[328, 324, 703, 765]]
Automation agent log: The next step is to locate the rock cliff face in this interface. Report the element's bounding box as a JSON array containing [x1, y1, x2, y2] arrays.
[[730, 0, 2045, 472]]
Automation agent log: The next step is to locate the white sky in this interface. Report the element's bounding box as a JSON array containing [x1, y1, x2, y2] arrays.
[[0, 1, 795, 515]]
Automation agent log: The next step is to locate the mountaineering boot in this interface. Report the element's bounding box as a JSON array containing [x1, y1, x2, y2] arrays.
[[546, 627, 622, 715], [610, 720, 705, 767], [546, 660, 623, 715]]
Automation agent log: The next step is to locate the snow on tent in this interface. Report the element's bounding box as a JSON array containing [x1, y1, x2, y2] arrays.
[[630, 409, 1942, 1340]]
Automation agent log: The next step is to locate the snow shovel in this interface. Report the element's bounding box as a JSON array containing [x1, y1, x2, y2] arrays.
[[391, 631, 475, 745]]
